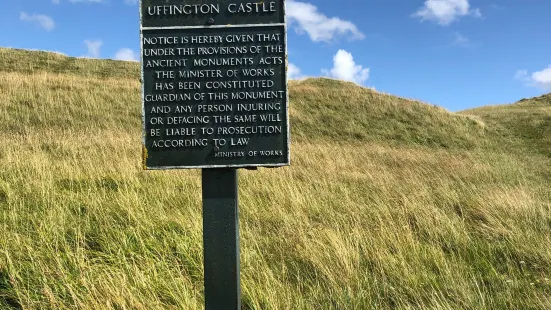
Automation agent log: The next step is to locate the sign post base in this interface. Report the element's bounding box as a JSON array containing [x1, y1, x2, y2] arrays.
[[202, 168, 241, 310]]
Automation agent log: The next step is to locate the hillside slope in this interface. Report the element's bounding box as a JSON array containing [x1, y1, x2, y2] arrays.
[[460, 94, 551, 157], [0, 47, 487, 149], [1, 47, 551, 310]]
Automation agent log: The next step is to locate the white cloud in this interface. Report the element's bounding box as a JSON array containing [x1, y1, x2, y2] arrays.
[[286, 0, 364, 43], [287, 63, 307, 80], [114, 48, 139, 61], [532, 67, 551, 90], [412, 0, 481, 26], [322, 49, 369, 85], [20, 12, 55, 31], [515, 66, 551, 91], [52, 0, 60, 4], [82, 40, 103, 58]]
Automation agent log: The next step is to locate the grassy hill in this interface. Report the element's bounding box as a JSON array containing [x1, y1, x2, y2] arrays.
[[460, 94, 551, 158], [0, 47, 550, 309]]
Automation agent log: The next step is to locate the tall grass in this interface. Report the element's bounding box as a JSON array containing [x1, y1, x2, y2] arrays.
[[0, 48, 550, 309]]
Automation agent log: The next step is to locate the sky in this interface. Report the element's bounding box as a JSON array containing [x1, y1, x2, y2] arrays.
[[1, 0, 550, 112]]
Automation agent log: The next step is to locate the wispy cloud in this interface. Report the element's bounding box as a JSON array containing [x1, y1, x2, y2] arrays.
[[20, 12, 55, 31], [82, 40, 103, 58], [286, 0, 364, 43], [413, 0, 482, 26], [114, 48, 139, 61], [452, 32, 470, 46], [287, 63, 307, 80]]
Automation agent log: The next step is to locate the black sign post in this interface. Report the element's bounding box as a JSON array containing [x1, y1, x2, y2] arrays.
[[139, 1, 289, 308], [202, 168, 240, 309]]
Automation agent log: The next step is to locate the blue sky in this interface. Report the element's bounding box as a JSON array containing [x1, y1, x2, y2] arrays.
[[1, 0, 550, 112]]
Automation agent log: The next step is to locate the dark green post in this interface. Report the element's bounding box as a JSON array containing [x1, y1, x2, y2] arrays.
[[202, 168, 241, 310]]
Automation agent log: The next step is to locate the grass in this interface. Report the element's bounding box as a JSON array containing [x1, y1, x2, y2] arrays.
[[1, 47, 551, 309]]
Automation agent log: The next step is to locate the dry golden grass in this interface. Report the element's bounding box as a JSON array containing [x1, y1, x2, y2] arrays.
[[1, 48, 551, 309]]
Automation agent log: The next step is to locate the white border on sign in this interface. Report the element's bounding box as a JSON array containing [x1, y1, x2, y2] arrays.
[[142, 23, 286, 30], [139, 0, 147, 169], [139, 0, 290, 170]]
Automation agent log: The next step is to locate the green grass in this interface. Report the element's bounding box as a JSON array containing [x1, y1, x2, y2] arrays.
[[460, 94, 551, 158], [1, 47, 550, 309]]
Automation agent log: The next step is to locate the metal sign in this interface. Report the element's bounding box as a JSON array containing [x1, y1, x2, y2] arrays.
[[140, 0, 289, 169]]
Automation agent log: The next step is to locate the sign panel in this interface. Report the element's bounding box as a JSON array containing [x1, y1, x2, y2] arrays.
[[140, 0, 289, 169]]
